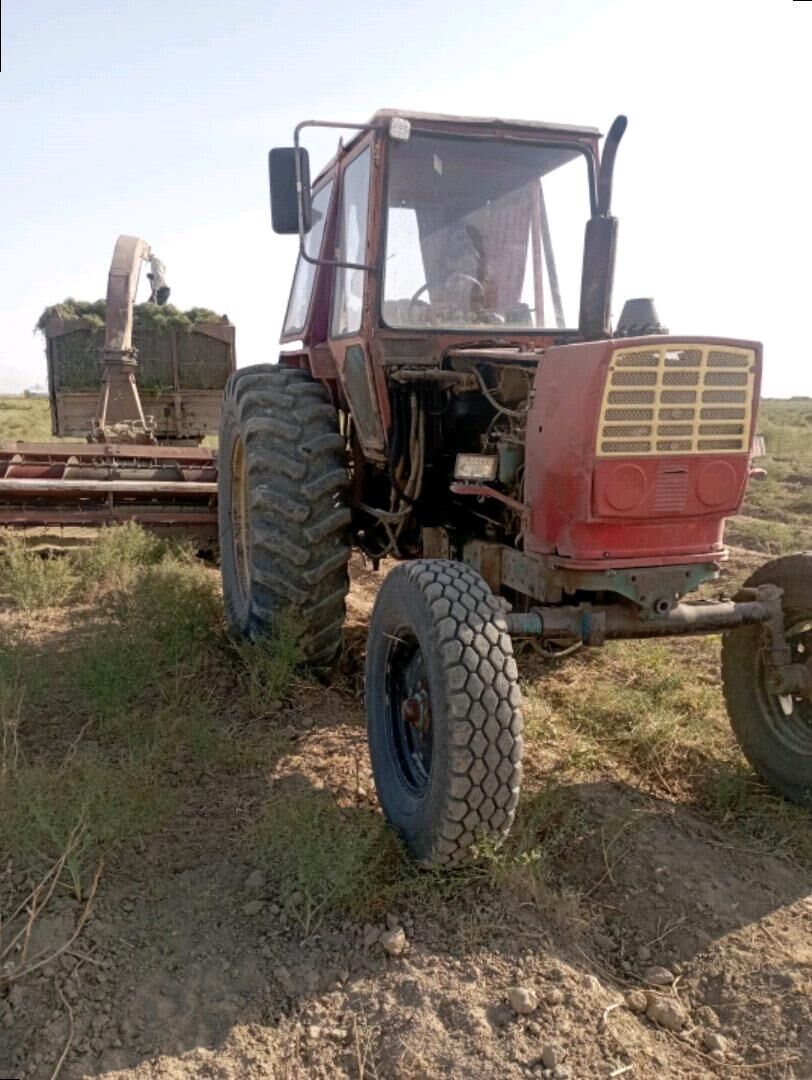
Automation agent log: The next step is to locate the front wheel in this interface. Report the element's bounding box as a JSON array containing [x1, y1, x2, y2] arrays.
[[365, 560, 523, 865], [721, 552, 812, 807]]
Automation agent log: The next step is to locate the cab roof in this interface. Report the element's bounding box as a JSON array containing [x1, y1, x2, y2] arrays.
[[369, 109, 602, 138], [311, 109, 601, 185]]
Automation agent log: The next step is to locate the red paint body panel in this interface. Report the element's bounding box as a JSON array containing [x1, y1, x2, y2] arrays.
[[524, 336, 762, 564]]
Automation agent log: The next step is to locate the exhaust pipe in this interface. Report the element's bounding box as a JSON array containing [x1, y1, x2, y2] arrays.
[[579, 115, 627, 341]]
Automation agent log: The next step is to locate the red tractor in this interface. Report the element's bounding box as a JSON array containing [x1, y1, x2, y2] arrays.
[[218, 110, 811, 864]]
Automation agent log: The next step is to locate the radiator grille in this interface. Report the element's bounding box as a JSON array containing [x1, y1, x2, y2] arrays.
[[597, 344, 756, 457]]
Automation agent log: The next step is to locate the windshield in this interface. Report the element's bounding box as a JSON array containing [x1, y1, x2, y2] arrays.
[[383, 134, 591, 331]]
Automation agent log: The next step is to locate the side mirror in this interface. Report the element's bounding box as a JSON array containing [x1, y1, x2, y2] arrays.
[[268, 147, 312, 235]]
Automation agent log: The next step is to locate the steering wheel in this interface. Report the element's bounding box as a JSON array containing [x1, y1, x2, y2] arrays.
[[408, 271, 485, 322]]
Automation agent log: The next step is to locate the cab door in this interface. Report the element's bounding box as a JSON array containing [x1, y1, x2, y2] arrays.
[[329, 137, 386, 461]]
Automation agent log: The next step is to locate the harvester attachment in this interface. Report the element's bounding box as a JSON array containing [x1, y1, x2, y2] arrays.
[[92, 235, 159, 444], [0, 235, 234, 535]]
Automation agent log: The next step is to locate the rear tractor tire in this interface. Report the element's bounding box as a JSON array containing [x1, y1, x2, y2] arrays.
[[365, 560, 524, 865], [721, 552, 812, 807], [218, 363, 351, 667]]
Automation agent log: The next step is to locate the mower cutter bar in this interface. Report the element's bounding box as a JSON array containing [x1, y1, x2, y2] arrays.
[[0, 478, 217, 496], [0, 441, 217, 462], [0, 506, 218, 526], [0, 440, 219, 529]]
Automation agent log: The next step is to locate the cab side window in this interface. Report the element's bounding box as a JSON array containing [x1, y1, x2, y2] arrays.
[[282, 180, 334, 337], [331, 148, 371, 336]]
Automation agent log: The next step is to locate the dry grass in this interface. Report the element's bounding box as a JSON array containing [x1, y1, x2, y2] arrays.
[[522, 635, 812, 866], [0, 534, 78, 609], [0, 529, 305, 897]]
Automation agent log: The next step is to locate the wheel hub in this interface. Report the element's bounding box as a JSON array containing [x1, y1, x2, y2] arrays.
[[402, 685, 431, 734]]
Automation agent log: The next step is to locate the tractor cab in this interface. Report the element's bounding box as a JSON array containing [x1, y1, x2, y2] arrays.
[[271, 110, 615, 341], [270, 110, 621, 465]]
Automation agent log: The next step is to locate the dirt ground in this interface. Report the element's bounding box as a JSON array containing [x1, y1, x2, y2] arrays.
[[0, 547, 809, 1080]]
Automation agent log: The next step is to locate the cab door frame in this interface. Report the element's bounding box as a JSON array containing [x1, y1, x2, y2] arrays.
[[326, 131, 390, 462]]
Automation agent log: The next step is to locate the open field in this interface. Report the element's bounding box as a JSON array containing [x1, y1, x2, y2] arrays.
[[726, 399, 812, 555], [0, 396, 56, 442], [0, 397, 809, 1079]]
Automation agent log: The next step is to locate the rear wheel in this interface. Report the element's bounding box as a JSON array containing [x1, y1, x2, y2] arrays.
[[365, 560, 523, 865], [721, 552, 812, 807], [218, 364, 351, 666]]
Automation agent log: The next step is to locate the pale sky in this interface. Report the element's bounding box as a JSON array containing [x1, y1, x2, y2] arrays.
[[1, 0, 809, 397]]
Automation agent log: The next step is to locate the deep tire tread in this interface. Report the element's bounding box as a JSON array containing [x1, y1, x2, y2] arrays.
[[367, 559, 524, 866], [218, 364, 351, 665]]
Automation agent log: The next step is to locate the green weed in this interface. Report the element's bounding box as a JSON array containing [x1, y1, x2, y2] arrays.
[[1, 753, 169, 897], [251, 780, 404, 930], [72, 521, 169, 590], [251, 773, 587, 934], [70, 561, 222, 718], [702, 763, 812, 865], [0, 535, 77, 610], [738, 397, 812, 553], [233, 611, 304, 721], [469, 781, 587, 907]]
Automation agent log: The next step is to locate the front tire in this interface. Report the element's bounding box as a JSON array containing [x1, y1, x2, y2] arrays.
[[721, 552, 812, 807], [218, 364, 351, 666], [365, 560, 523, 865]]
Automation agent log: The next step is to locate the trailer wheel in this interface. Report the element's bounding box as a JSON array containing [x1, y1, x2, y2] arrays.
[[365, 560, 523, 865], [721, 552, 812, 807], [218, 364, 351, 667]]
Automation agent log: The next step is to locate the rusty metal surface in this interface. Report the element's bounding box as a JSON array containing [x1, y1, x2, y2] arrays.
[[504, 584, 811, 703], [0, 441, 216, 462], [0, 439, 218, 527], [460, 538, 502, 593], [0, 506, 217, 526], [104, 236, 151, 354], [94, 236, 156, 442], [0, 441, 216, 514], [465, 541, 721, 610], [369, 109, 601, 136], [449, 483, 529, 520], [309, 111, 602, 190], [506, 595, 774, 643], [0, 479, 216, 496]]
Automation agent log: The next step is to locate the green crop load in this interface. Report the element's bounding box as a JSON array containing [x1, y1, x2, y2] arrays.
[[38, 300, 233, 394]]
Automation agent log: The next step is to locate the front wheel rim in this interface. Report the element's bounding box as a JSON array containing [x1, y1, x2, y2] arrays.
[[759, 618, 812, 756], [384, 629, 434, 796]]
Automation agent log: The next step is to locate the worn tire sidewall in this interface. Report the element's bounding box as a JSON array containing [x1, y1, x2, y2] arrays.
[[366, 569, 457, 861], [721, 553, 812, 805], [217, 388, 251, 636]]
